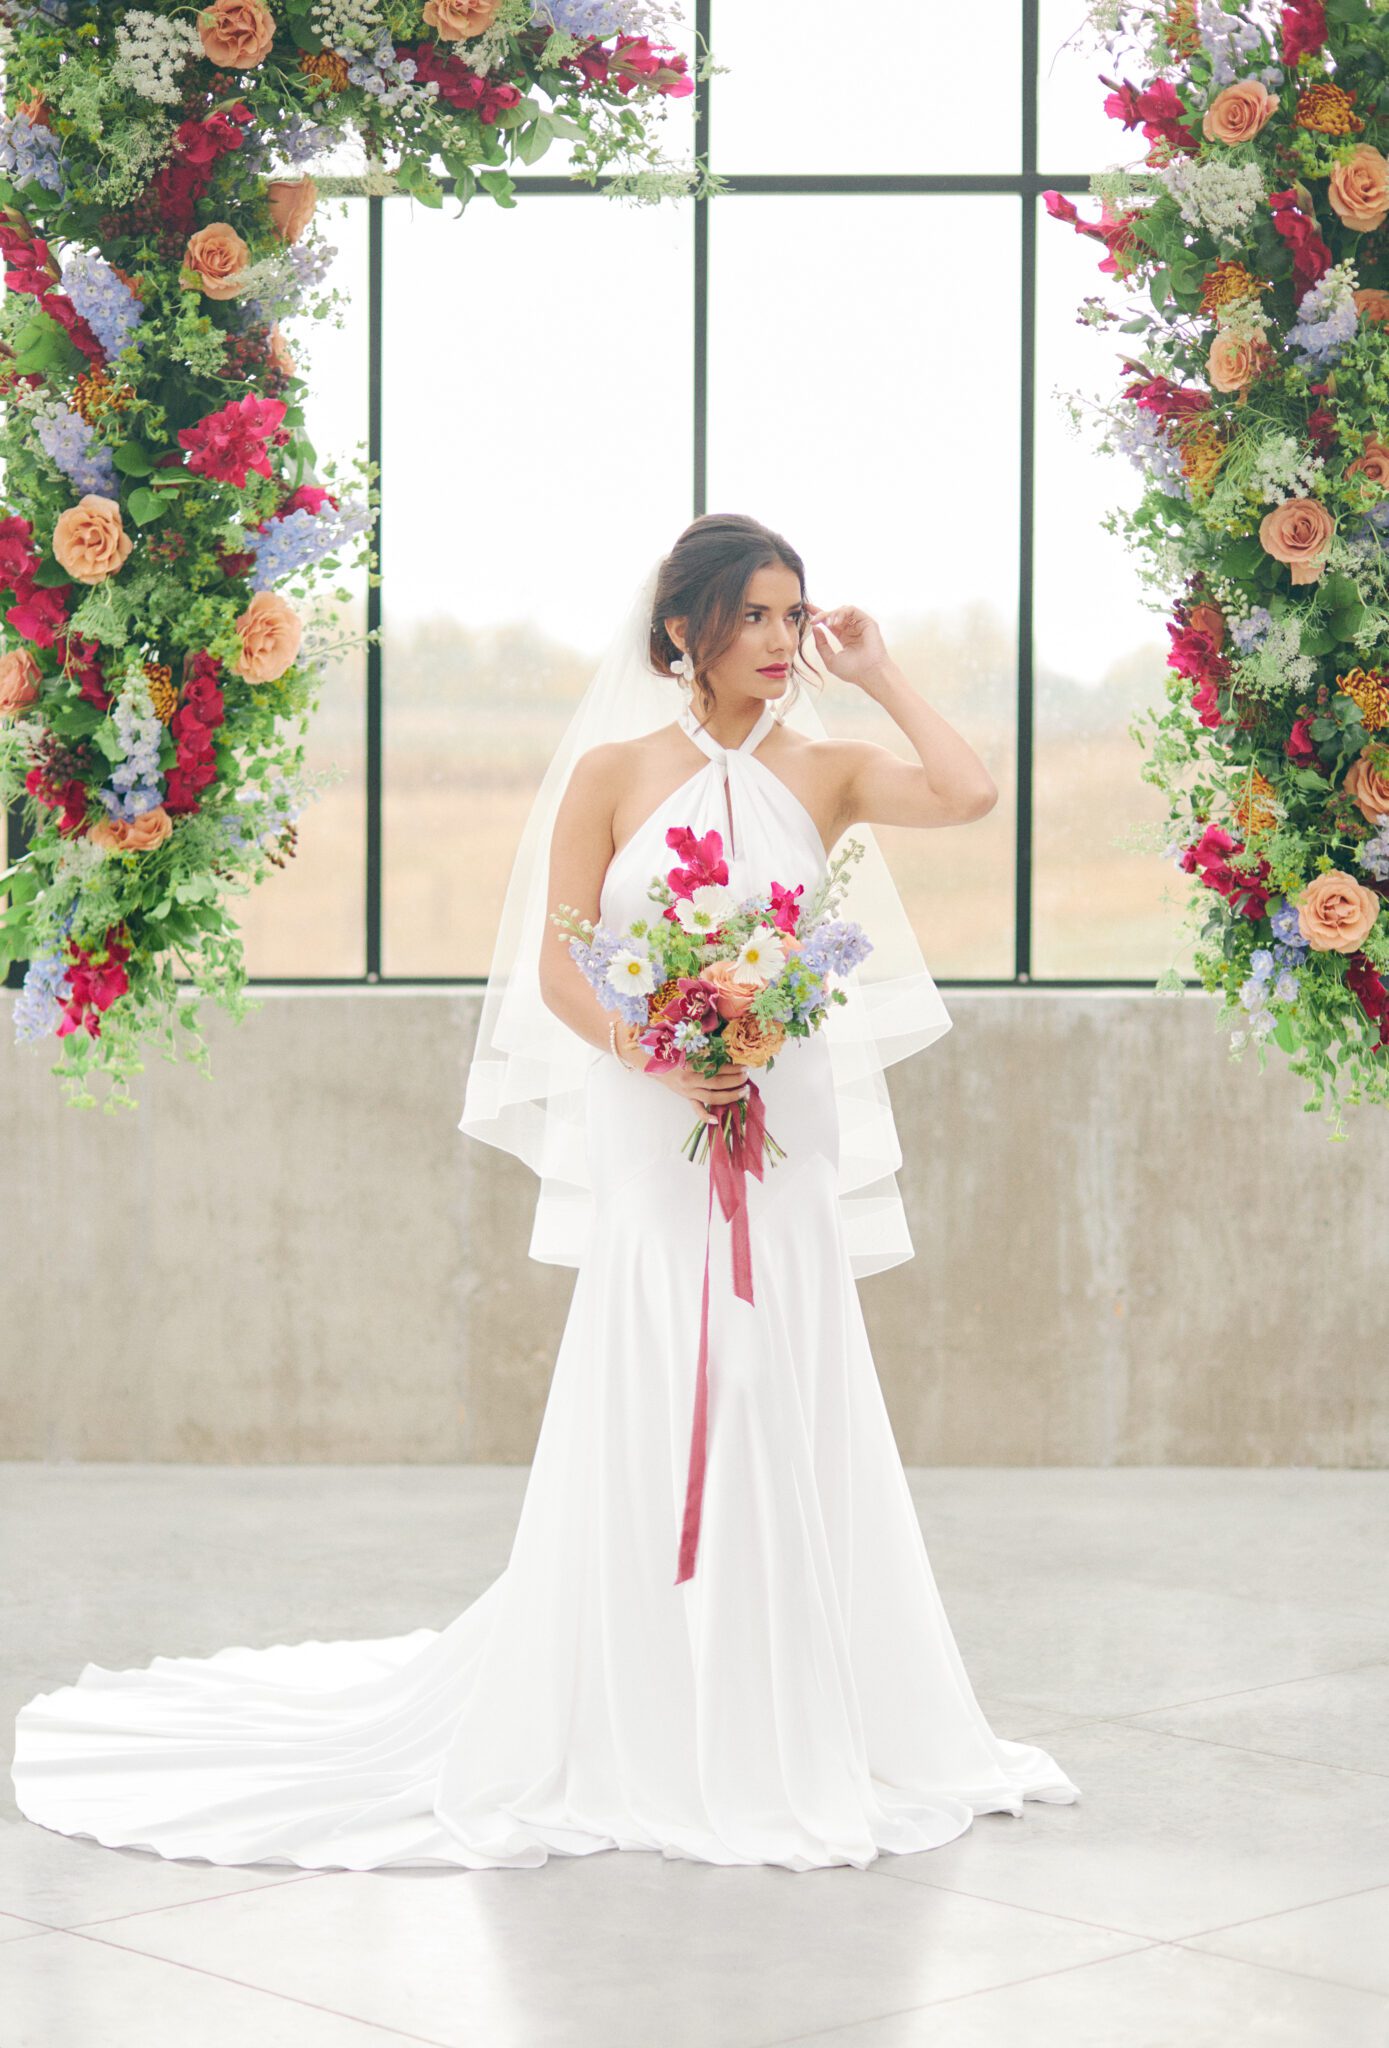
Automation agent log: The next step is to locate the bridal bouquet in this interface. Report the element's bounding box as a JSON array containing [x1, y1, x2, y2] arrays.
[[554, 819, 873, 1584], [553, 819, 872, 1167]]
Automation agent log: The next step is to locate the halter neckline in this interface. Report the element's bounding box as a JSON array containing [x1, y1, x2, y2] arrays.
[[677, 699, 779, 762]]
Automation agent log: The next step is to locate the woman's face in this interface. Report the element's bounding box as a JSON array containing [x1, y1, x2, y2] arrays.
[[673, 561, 807, 706]]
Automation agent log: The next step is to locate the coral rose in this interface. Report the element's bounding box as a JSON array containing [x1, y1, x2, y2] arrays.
[[266, 177, 317, 244], [1346, 438, 1389, 487], [234, 589, 302, 682], [721, 1012, 785, 1067], [1343, 749, 1389, 827], [266, 325, 296, 378], [421, 0, 499, 36], [0, 645, 41, 714], [1328, 143, 1389, 232], [1207, 329, 1260, 393], [1202, 80, 1278, 145], [1188, 601, 1226, 648], [52, 494, 134, 584], [198, 0, 275, 66], [89, 806, 174, 854], [1354, 286, 1389, 325], [1295, 868, 1381, 952], [184, 222, 249, 300], [1258, 496, 1335, 583], [702, 958, 762, 1019]]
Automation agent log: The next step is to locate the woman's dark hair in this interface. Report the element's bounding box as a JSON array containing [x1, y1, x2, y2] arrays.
[[647, 512, 822, 720]]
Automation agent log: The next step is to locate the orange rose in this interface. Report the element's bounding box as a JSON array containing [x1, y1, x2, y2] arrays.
[[184, 222, 249, 300], [1258, 496, 1335, 583], [1343, 749, 1389, 828], [1207, 329, 1260, 393], [1328, 143, 1389, 232], [1345, 438, 1389, 487], [52, 494, 134, 584], [266, 177, 317, 244], [197, 0, 276, 66], [0, 645, 41, 715], [1295, 868, 1381, 952], [234, 589, 302, 682], [266, 325, 296, 378], [1354, 287, 1389, 325], [721, 1013, 785, 1068], [1202, 80, 1278, 146], [702, 957, 763, 1019], [1188, 601, 1225, 648], [421, 0, 499, 35], [89, 806, 174, 854]]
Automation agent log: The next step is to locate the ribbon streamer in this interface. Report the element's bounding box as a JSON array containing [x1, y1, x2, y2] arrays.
[[675, 1079, 768, 1584]]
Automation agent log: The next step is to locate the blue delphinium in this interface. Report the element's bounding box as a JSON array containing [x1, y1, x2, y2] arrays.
[[568, 925, 649, 1026], [58, 251, 143, 360], [13, 950, 72, 1045], [248, 499, 373, 592], [0, 110, 65, 196], [1286, 266, 1359, 370], [1229, 606, 1274, 653], [35, 406, 116, 495], [531, 0, 654, 33], [797, 918, 873, 980], [94, 681, 165, 824]]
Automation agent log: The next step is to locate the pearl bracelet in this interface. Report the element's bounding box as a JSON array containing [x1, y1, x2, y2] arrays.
[[608, 1017, 636, 1072]]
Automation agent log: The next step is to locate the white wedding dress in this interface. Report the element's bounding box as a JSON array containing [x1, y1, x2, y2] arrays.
[[10, 701, 1079, 1870]]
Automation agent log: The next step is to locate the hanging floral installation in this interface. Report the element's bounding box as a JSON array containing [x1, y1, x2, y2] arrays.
[[1050, 0, 1389, 1130], [0, 0, 703, 1106]]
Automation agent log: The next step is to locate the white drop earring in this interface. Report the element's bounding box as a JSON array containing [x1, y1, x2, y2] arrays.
[[669, 649, 694, 683]]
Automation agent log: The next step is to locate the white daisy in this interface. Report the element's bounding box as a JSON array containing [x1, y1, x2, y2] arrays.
[[605, 946, 655, 998], [734, 927, 785, 980], [672, 883, 737, 937]]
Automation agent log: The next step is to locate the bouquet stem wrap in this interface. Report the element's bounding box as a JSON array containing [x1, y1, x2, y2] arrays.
[[675, 1080, 768, 1585]]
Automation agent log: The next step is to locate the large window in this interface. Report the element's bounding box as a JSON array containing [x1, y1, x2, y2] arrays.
[[7, 1, 1194, 991]]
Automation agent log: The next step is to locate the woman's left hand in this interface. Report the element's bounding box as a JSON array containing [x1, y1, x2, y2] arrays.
[[805, 602, 890, 691]]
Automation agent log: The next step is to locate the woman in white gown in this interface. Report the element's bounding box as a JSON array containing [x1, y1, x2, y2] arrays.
[[10, 514, 1079, 1871]]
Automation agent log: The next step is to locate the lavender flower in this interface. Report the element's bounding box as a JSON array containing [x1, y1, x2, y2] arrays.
[[0, 109, 64, 196], [798, 919, 873, 979], [1287, 264, 1359, 368], [248, 498, 372, 592], [568, 925, 648, 1025], [270, 113, 341, 168], [1229, 606, 1274, 652], [1356, 818, 1389, 881], [344, 36, 419, 111], [1269, 897, 1311, 952], [13, 950, 71, 1045], [1113, 404, 1187, 497], [1196, 0, 1275, 87], [59, 251, 143, 360], [35, 406, 116, 495], [531, 0, 659, 30], [95, 676, 165, 823]]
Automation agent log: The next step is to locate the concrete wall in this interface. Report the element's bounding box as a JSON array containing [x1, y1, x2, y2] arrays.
[[2, 988, 1385, 1467]]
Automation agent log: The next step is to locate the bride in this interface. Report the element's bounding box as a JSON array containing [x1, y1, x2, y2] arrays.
[[10, 512, 1080, 1872]]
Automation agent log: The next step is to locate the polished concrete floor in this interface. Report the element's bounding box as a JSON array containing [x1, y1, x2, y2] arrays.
[[2, 1464, 1387, 2047]]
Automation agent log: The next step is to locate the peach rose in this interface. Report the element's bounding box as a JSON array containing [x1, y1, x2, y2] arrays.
[[1258, 496, 1335, 583], [0, 645, 41, 715], [1295, 868, 1381, 952], [1343, 749, 1389, 828], [52, 494, 134, 584], [266, 177, 317, 244], [266, 324, 296, 378], [234, 589, 302, 682], [183, 222, 249, 300], [1328, 143, 1389, 233], [721, 1012, 785, 1068], [89, 806, 174, 855], [1202, 80, 1277, 146], [1207, 329, 1260, 393], [197, 0, 275, 66], [702, 957, 763, 1019], [421, 0, 499, 36], [1188, 601, 1226, 648], [1345, 437, 1389, 487], [1354, 287, 1389, 326]]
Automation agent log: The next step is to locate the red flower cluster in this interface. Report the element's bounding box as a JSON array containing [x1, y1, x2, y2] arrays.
[[1123, 368, 1212, 419], [582, 35, 694, 98], [1178, 824, 1273, 919], [1346, 952, 1389, 1048], [768, 879, 803, 935], [0, 512, 71, 648], [177, 393, 288, 488], [24, 760, 89, 834], [1285, 716, 1318, 765], [1042, 190, 1145, 276], [395, 44, 522, 120], [56, 928, 132, 1041], [1100, 74, 1197, 154], [1281, 0, 1328, 66], [164, 651, 227, 815], [148, 99, 254, 237], [661, 822, 729, 922], [57, 630, 111, 712], [1167, 617, 1230, 729], [1268, 188, 1332, 296], [277, 483, 337, 519], [0, 220, 103, 365]]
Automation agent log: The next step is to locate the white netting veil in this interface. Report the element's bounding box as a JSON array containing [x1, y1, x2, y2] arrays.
[[458, 549, 954, 1278]]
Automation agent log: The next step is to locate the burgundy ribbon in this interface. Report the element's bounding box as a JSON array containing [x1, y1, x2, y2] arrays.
[[674, 1079, 768, 1584]]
